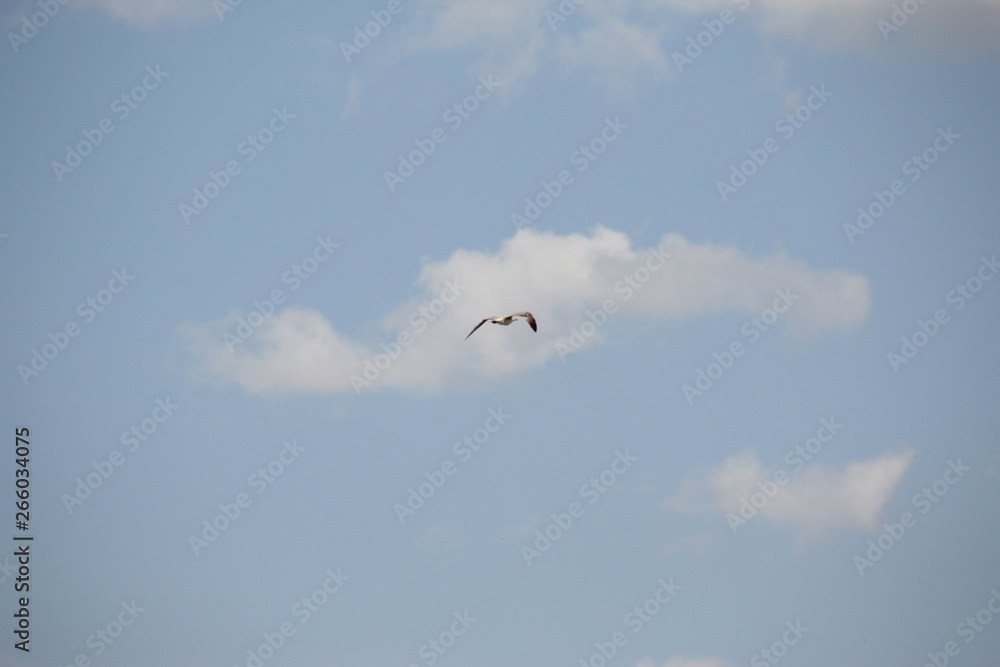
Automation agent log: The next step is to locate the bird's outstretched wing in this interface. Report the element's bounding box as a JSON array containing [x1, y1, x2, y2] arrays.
[[465, 318, 490, 340], [514, 312, 537, 332]]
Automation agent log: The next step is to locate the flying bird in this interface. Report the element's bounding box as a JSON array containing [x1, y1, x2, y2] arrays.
[[465, 312, 537, 340]]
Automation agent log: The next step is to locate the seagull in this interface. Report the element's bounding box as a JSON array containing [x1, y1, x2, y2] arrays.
[[465, 312, 537, 340]]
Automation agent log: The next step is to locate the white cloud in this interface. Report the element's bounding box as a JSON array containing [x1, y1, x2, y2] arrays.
[[635, 656, 735, 667], [397, 0, 1000, 91], [176, 308, 372, 394], [667, 448, 914, 540], [174, 226, 870, 395]]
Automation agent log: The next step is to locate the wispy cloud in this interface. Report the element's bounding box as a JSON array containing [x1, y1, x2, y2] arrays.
[[401, 0, 676, 92], [174, 226, 870, 395], [75, 0, 218, 27], [51, 0, 1000, 85], [395, 0, 1000, 92]]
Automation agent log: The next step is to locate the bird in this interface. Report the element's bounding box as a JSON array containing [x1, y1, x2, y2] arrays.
[[465, 312, 537, 340]]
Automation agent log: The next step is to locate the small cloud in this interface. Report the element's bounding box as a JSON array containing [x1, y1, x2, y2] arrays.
[[667, 448, 914, 541], [760, 451, 913, 538]]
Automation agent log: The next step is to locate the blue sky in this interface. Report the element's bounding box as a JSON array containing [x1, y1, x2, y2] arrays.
[[2, 0, 1000, 665]]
